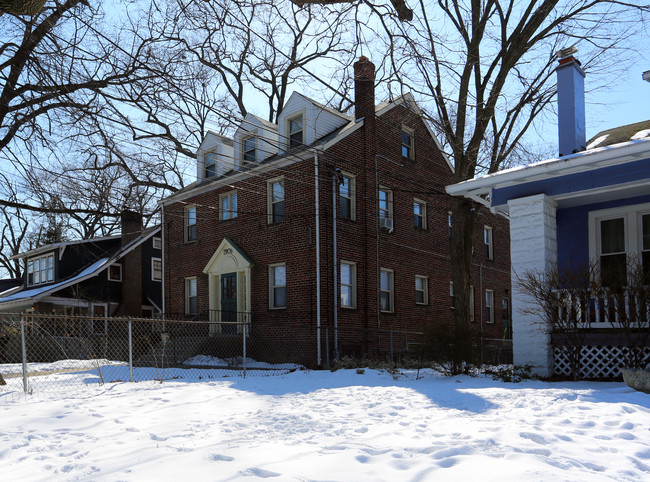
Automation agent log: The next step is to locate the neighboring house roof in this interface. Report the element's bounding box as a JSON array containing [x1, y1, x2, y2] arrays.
[[587, 120, 650, 149], [0, 225, 161, 310], [9, 235, 119, 261], [446, 137, 650, 212]]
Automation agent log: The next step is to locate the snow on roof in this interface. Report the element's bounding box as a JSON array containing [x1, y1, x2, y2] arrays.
[[0, 257, 110, 304]]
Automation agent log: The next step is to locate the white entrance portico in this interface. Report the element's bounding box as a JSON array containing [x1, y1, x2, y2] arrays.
[[203, 238, 252, 335]]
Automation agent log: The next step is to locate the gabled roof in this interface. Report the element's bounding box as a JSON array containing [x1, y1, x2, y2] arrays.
[[0, 225, 161, 309], [161, 92, 450, 205]]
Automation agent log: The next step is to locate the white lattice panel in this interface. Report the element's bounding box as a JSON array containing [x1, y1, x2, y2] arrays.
[[554, 345, 650, 379]]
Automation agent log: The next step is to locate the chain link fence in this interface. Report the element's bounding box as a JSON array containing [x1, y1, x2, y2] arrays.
[[0, 313, 301, 398], [1, 313, 513, 399]]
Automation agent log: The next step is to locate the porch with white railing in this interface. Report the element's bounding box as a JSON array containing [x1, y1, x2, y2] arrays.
[[553, 289, 650, 378]]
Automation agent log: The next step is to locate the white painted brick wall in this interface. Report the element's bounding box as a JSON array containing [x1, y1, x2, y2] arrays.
[[508, 194, 557, 377]]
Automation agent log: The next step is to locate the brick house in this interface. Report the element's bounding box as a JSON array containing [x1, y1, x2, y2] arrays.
[[161, 57, 510, 366]]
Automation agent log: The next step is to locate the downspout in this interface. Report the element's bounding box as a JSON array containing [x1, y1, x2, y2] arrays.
[[314, 151, 322, 366], [480, 263, 484, 333], [332, 170, 340, 360], [161, 208, 165, 316]]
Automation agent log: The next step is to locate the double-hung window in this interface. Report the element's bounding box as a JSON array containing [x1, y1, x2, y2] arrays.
[[288, 116, 303, 149], [484, 226, 494, 260], [339, 173, 356, 221], [415, 276, 428, 305], [340, 261, 356, 308], [243, 137, 256, 164], [185, 206, 197, 243], [485, 289, 495, 324], [152, 258, 162, 281], [380, 268, 394, 313], [589, 204, 650, 287], [269, 263, 286, 309], [268, 178, 285, 223], [414, 199, 427, 229], [185, 278, 197, 314], [378, 188, 393, 220], [402, 126, 414, 160], [27, 253, 54, 286], [220, 191, 238, 221], [205, 152, 217, 178]]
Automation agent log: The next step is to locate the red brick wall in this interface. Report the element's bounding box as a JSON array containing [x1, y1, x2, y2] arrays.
[[163, 103, 511, 366]]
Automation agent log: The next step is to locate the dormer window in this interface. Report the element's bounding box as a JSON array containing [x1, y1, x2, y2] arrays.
[[289, 116, 303, 149], [205, 152, 217, 178], [27, 253, 54, 286], [243, 136, 256, 164]]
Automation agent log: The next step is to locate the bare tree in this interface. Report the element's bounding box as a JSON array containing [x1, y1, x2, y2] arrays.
[[371, 0, 650, 330]]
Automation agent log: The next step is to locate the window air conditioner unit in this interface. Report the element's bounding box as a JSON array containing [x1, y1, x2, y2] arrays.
[[380, 217, 394, 232]]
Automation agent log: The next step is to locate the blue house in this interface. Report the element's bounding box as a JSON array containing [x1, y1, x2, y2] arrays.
[[447, 52, 650, 378]]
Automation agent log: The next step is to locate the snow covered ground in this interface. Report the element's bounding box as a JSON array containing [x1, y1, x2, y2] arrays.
[[2, 365, 650, 481]]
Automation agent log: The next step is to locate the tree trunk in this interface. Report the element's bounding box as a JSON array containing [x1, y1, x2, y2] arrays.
[[450, 196, 477, 329]]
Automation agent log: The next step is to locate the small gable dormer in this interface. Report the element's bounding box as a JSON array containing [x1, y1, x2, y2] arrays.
[[197, 132, 234, 182], [278, 92, 351, 153], [234, 114, 278, 167]]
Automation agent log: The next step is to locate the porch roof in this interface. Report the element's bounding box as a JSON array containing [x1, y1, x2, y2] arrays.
[[446, 138, 650, 212]]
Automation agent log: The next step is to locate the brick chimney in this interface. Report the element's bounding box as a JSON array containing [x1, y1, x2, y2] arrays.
[[556, 50, 586, 156], [121, 210, 142, 247], [354, 56, 376, 122], [117, 210, 143, 316]]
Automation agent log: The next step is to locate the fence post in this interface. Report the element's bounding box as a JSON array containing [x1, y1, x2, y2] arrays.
[[242, 323, 247, 378], [390, 330, 394, 362], [128, 318, 133, 383], [20, 313, 28, 394]]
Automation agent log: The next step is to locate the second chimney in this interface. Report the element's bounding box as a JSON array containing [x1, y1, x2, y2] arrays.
[[121, 210, 143, 247], [556, 51, 586, 156], [354, 56, 376, 122]]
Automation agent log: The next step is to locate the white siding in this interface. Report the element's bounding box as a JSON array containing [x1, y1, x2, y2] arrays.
[[234, 114, 278, 166], [279, 93, 349, 152], [196, 132, 234, 181]]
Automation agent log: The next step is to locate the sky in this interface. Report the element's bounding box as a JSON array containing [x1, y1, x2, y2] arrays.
[[2, 362, 650, 481]]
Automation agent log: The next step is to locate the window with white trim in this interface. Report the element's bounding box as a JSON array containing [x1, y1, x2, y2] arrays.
[[484, 226, 493, 260], [205, 152, 217, 178], [27, 253, 54, 286], [485, 289, 495, 324], [185, 206, 197, 243], [380, 268, 394, 313], [185, 277, 197, 314], [268, 178, 285, 224], [340, 261, 357, 308], [108, 263, 122, 282], [220, 191, 238, 221], [339, 173, 356, 221], [402, 126, 414, 160], [152, 237, 162, 249], [269, 263, 286, 309], [415, 275, 428, 305], [589, 204, 650, 287], [243, 136, 256, 164], [414, 199, 427, 229], [378, 187, 393, 220], [152, 258, 162, 281], [288, 115, 303, 149]]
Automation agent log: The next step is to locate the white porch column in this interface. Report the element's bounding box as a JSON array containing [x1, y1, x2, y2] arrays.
[[508, 193, 557, 377]]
